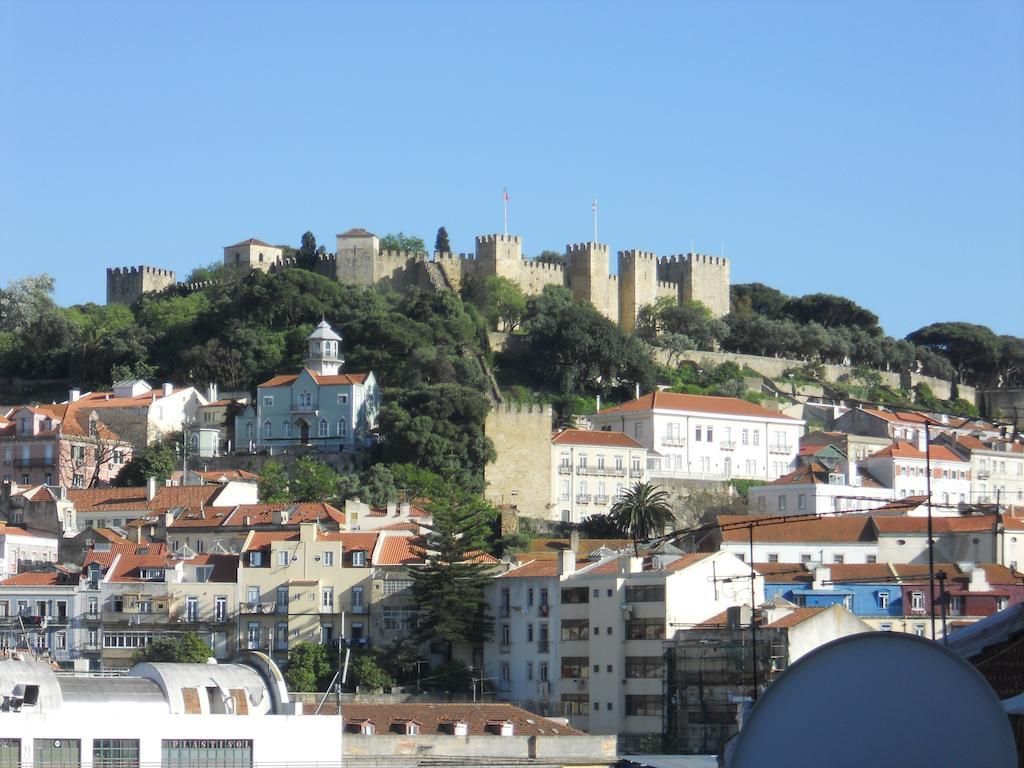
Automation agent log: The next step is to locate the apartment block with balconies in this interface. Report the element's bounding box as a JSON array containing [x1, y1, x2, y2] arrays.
[[550, 428, 648, 524]]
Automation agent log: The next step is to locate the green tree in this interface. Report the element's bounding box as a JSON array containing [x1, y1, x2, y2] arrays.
[[258, 461, 291, 503], [534, 250, 566, 267], [285, 642, 335, 692], [133, 632, 212, 664], [0, 274, 56, 332], [379, 232, 426, 253], [288, 457, 341, 502], [296, 231, 327, 269], [114, 443, 177, 486], [110, 360, 157, 385], [434, 227, 451, 254], [429, 660, 473, 693], [486, 276, 527, 332], [409, 484, 496, 658], [351, 653, 394, 692], [387, 464, 447, 502], [730, 282, 789, 318], [907, 322, 1001, 386], [783, 293, 881, 333], [184, 261, 224, 283], [609, 481, 674, 556], [360, 464, 397, 507]]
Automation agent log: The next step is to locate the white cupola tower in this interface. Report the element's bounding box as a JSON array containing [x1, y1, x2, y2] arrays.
[[304, 319, 344, 376]]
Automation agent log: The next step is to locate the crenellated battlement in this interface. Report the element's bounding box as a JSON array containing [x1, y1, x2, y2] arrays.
[[656, 280, 676, 291], [566, 241, 609, 255], [496, 401, 553, 416], [434, 251, 476, 262], [689, 253, 728, 266], [618, 249, 658, 265], [107, 266, 176, 278], [520, 259, 564, 273], [476, 234, 522, 245]]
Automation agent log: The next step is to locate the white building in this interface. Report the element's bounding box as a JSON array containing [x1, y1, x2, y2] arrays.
[[0, 526, 58, 577], [0, 570, 81, 664], [71, 380, 208, 447], [0, 653, 341, 766], [590, 392, 804, 482], [550, 428, 648, 524], [715, 514, 880, 566], [484, 547, 759, 744], [942, 434, 1024, 507], [861, 440, 971, 511], [748, 460, 894, 517]]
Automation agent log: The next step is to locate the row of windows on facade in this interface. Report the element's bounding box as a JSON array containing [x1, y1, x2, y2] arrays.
[[656, 455, 782, 476], [498, 656, 664, 685], [558, 480, 624, 503], [262, 393, 347, 408], [560, 694, 663, 717], [0, 737, 252, 768], [247, 417, 348, 440], [245, 548, 365, 567], [558, 453, 642, 471], [497, 617, 667, 646], [499, 585, 662, 613], [659, 423, 790, 448], [977, 459, 1024, 476]]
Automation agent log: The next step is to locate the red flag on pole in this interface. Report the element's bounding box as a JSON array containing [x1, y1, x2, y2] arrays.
[[503, 188, 510, 202]]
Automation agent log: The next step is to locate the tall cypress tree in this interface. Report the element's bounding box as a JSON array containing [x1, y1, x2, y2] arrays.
[[434, 226, 451, 254], [409, 483, 495, 659]]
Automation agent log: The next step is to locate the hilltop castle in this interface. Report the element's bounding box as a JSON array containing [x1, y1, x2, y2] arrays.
[[107, 228, 731, 329]]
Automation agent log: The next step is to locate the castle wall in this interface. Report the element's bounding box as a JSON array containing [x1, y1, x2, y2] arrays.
[[106, 266, 177, 306], [516, 259, 565, 294], [475, 234, 522, 281], [334, 238, 377, 286], [484, 402, 554, 518]]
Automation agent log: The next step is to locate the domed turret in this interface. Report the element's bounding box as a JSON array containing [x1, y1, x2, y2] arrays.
[[304, 320, 344, 376]]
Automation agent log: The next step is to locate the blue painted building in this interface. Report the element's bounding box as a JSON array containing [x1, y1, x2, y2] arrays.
[[235, 320, 379, 465], [759, 563, 905, 624]]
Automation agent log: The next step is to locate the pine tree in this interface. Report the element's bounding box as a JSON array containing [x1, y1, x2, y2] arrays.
[[409, 483, 495, 659], [434, 227, 451, 254]]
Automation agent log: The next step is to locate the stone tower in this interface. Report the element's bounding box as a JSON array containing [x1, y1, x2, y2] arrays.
[[475, 234, 523, 280], [335, 228, 381, 286], [681, 253, 731, 317], [617, 249, 659, 333], [566, 242, 615, 321], [106, 266, 177, 306], [223, 238, 284, 273]]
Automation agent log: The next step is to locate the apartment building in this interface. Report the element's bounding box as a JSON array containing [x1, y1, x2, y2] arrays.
[[485, 547, 759, 747], [70, 379, 207, 447], [942, 433, 1024, 507], [861, 441, 971, 509], [590, 392, 803, 482], [0, 569, 81, 664], [550, 428, 648, 524], [748, 460, 893, 517]]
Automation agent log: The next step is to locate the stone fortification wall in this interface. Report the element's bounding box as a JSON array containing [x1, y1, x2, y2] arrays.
[[682, 253, 731, 317], [484, 402, 553, 519], [651, 347, 976, 404], [516, 258, 565, 294], [106, 266, 177, 306], [567, 242, 618, 322], [433, 251, 476, 292]]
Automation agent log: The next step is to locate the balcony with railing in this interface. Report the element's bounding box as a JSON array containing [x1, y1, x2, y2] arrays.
[[13, 456, 55, 468], [239, 601, 277, 615], [629, 468, 644, 477], [575, 494, 592, 504], [661, 435, 687, 448], [720, 441, 736, 451], [558, 464, 572, 475], [768, 444, 793, 454], [594, 494, 610, 505]]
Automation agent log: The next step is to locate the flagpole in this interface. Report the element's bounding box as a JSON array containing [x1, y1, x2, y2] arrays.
[[592, 199, 598, 243], [503, 188, 509, 236]]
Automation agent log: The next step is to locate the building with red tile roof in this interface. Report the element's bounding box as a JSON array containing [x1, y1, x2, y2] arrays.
[[233, 321, 378, 467], [748, 459, 893, 518], [590, 390, 805, 485], [862, 440, 971, 512]]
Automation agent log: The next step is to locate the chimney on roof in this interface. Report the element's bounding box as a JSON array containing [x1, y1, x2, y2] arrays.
[[299, 521, 317, 543], [916, 428, 927, 453], [68, 388, 81, 403], [162, 383, 173, 397], [726, 605, 752, 630], [207, 383, 218, 402], [272, 508, 289, 526], [399, 500, 410, 516], [387, 502, 397, 516], [812, 566, 832, 590], [146, 476, 157, 501], [558, 548, 575, 577], [570, 529, 580, 554], [620, 555, 644, 575], [969, 567, 989, 593]]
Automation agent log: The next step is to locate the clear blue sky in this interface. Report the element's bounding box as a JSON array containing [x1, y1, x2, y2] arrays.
[[1, 0, 1021, 338]]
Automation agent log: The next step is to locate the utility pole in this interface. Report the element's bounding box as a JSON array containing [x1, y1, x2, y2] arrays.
[[924, 423, 937, 641], [749, 523, 758, 702]]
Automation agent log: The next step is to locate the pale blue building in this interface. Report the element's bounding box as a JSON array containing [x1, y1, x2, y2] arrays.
[[235, 320, 379, 463]]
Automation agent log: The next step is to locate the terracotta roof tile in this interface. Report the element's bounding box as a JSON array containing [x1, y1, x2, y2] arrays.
[[717, 514, 877, 544], [872, 515, 996, 535], [226, 238, 276, 248], [257, 370, 369, 388], [336, 228, 377, 239], [314, 702, 583, 736], [598, 391, 799, 421], [551, 428, 645, 449], [220, 503, 344, 527], [865, 441, 966, 463], [763, 606, 829, 628], [375, 534, 425, 566]]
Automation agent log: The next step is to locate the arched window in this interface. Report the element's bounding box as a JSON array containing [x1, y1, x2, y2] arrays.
[[299, 390, 312, 408], [282, 421, 291, 438], [262, 420, 272, 439], [318, 418, 328, 438], [245, 423, 254, 440], [337, 418, 347, 437], [189, 433, 199, 450]]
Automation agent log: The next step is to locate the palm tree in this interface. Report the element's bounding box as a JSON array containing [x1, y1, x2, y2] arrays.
[[609, 481, 674, 556]]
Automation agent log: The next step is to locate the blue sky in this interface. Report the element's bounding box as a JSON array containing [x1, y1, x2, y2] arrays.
[[1, 0, 1021, 338]]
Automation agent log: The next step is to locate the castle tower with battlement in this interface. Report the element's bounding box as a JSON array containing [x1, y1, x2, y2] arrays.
[[106, 266, 177, 306], [656, 252, 731, 317], [566, 242, 617, 322], [475, 234, 523, 280], [617, 249, 660, 333]]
